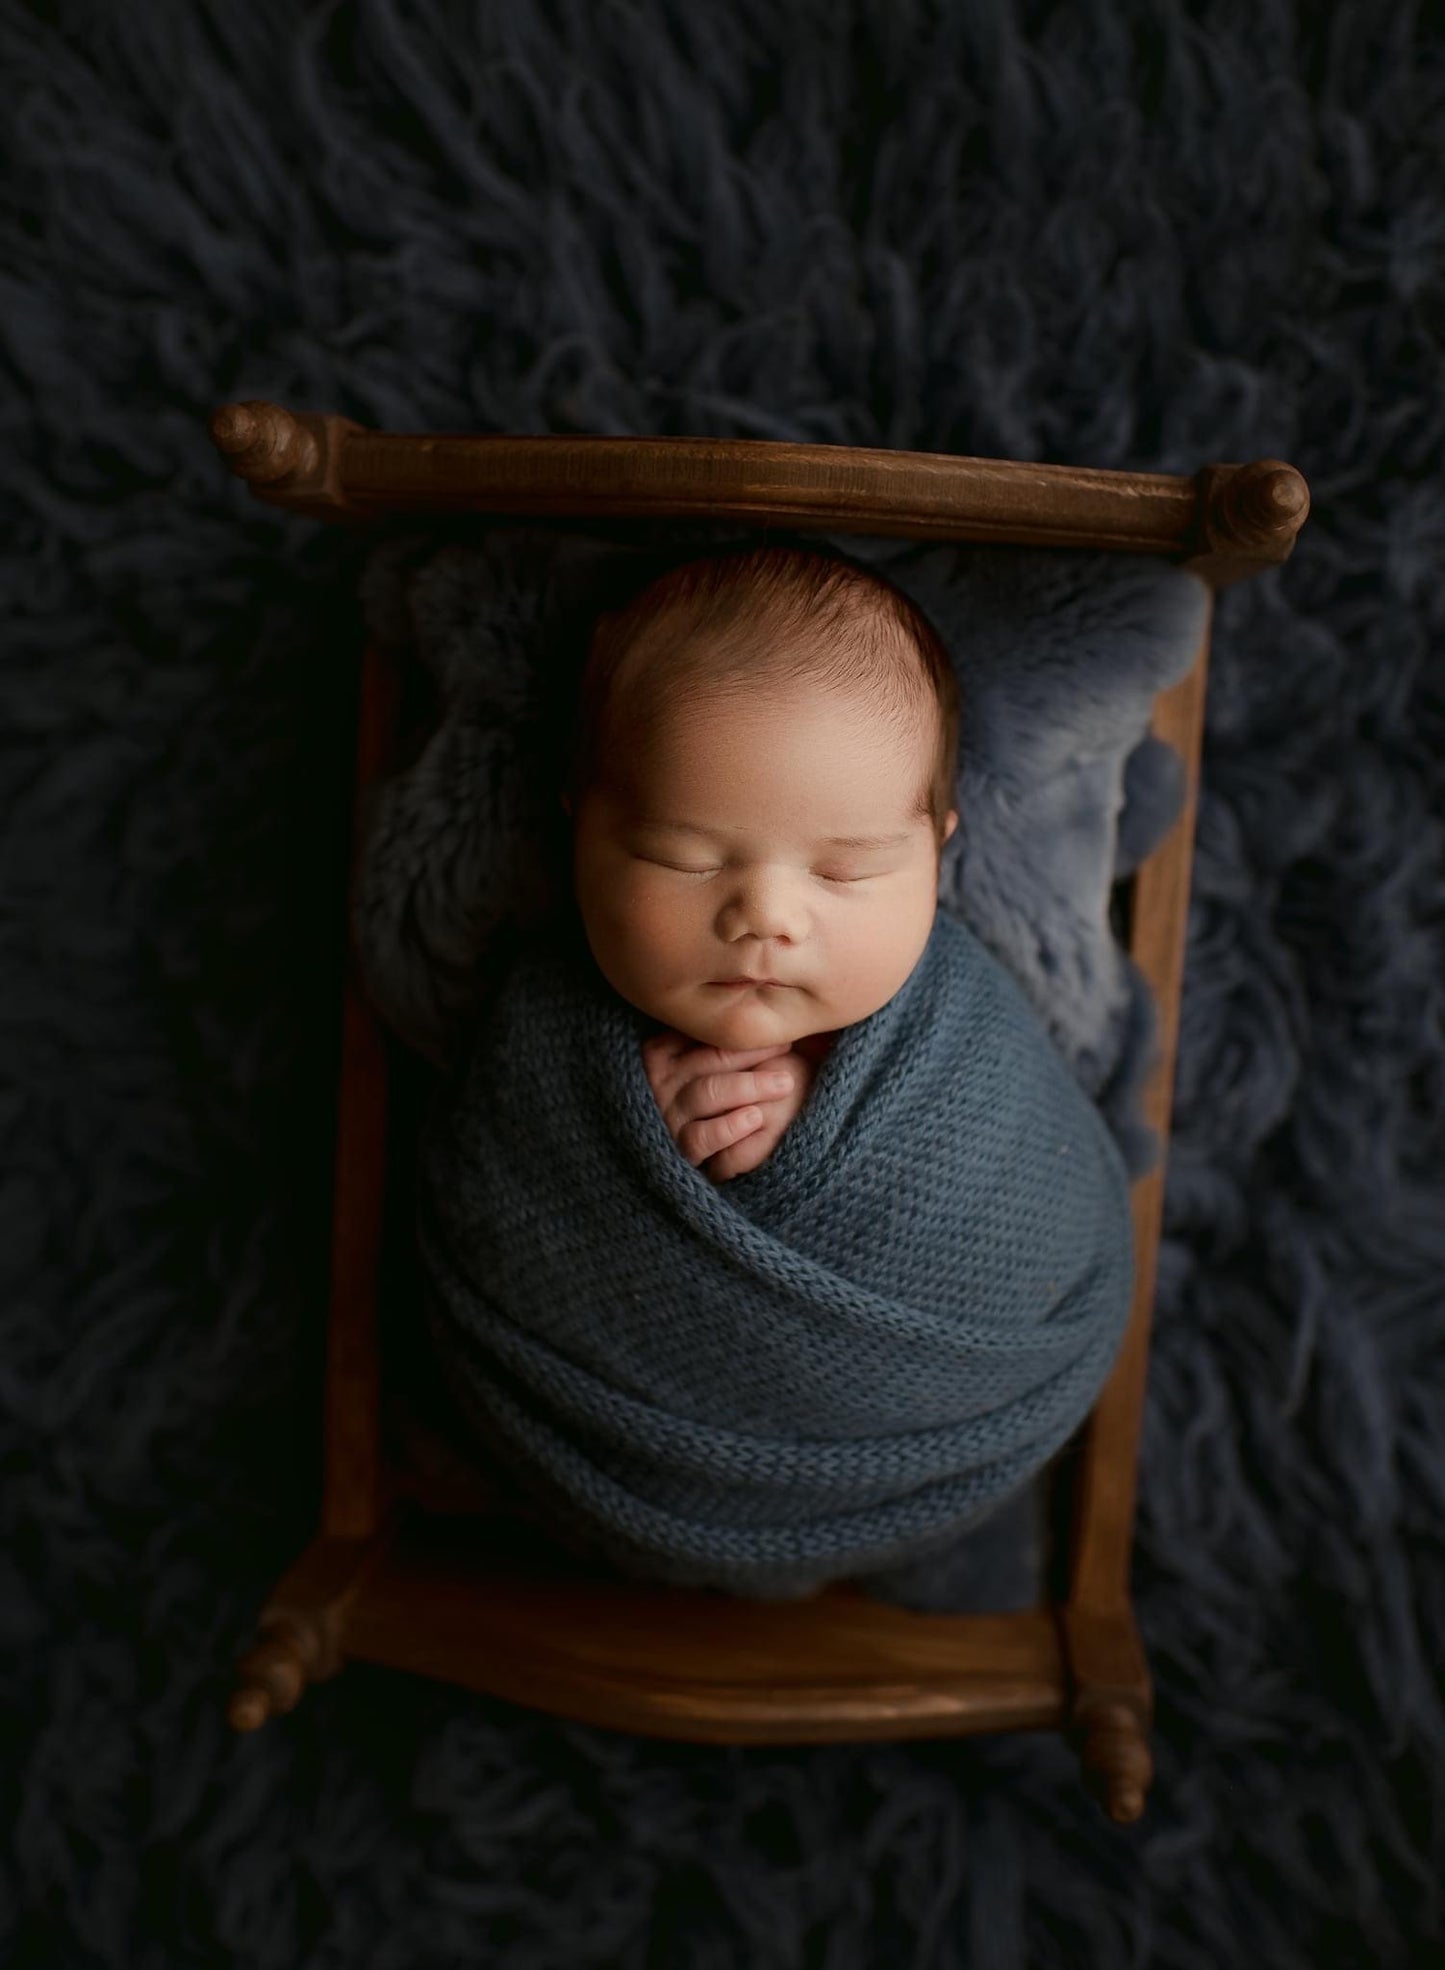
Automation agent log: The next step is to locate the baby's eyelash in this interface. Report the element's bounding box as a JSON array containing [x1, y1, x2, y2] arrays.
[[641, 856, 874, 883]]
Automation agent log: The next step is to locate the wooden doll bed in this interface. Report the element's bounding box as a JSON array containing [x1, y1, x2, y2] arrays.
[[209, 401, 1308, 1823]]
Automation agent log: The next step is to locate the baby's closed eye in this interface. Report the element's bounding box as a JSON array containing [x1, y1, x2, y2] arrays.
[[634, 851, 889, 886]]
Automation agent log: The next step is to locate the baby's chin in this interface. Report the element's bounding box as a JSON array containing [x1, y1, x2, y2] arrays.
[[663, 983, 812, 1050]]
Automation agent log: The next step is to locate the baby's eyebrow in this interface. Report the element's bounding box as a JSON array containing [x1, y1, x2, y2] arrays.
[[819, 831, 914, 850]]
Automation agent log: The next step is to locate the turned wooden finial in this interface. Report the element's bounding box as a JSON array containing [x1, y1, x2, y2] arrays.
[[1208, 458, 1310, 549], [210, 400, 320, 485], [1077, 1699, 1154, 1824], [228, 1617, 321, 1732]]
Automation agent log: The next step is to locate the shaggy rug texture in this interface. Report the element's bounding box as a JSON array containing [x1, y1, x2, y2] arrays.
[[2, 1, 1442, 1965]]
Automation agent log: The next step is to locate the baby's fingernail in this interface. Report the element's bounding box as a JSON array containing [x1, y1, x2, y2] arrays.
[[763, 1072, 792, 1092]]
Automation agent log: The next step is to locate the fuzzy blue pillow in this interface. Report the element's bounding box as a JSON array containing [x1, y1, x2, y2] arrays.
[[354, 522, 1208, 1180]]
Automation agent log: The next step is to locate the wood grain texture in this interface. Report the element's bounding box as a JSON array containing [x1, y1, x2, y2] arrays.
[[336, 432, 1201, 550], [341, 1510, 1069, 1744], [208, 407, 1308, 582], [1068, 611, 1213, 1612], [1054, 604, 1213, 1820]]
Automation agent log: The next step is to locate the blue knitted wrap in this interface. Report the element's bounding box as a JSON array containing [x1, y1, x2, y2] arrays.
[[417, 905, 1136, 1598]]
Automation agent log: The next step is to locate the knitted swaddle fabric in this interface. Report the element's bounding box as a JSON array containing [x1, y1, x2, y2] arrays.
[[417, 903, 1136, 1599]]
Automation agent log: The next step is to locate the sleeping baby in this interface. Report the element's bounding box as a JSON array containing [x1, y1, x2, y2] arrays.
[[415, 542, 1136, 1602], [561, 543, 960, 1185]]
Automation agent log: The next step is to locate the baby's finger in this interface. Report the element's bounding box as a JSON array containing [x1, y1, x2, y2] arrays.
[[677, 1104, 766, 1169], [675, 1064, 795, 1122], [704, 1127, 775, 1183]]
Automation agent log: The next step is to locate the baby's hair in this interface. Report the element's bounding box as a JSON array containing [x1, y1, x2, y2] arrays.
[[564, 542, 961, 844]]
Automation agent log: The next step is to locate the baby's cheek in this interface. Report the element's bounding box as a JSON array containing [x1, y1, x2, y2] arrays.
[[822, 941, 895, 1014], [827, 893, 936, 1015], [620, 883, 701, 971]]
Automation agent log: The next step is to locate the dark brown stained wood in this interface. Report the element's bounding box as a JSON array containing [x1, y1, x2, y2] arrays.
[[229, 1528, 395, 1732], [1189, 460, 1311, 586], [320, 640, 401, 1541], [218, 413, 1304, 1824], [341, 1511, 1068, 1744], [210, 401, 366, 517], [335, 431, 1202, 551], [1068, 613, 1212, 1613], [1053, 607, 1213, 1822], [208, 403, 1308, 583]]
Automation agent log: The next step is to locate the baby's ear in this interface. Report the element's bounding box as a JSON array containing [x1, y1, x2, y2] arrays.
[[942, 809, 959, 844]]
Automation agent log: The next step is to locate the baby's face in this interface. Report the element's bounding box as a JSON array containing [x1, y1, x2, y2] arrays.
[[570, 680, 958, 1051]]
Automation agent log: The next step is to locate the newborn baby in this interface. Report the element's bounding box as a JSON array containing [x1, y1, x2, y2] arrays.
[[561, 542, 960, 1181], [416, 540, 1134, 1601]]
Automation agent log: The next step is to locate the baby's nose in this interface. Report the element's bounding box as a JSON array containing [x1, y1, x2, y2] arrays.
[[715, 868, 809, 942]]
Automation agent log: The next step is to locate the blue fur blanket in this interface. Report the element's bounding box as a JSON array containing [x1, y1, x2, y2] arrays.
[[417, 905, 1134, 1597]]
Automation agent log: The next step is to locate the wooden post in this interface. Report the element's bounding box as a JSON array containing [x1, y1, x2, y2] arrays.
[[229, 1530, 395, 1732], [1060, 603, 1213, 1822]]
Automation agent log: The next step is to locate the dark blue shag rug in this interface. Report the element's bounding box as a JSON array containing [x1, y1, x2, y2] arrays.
[[3, 2, 1442, 1964]]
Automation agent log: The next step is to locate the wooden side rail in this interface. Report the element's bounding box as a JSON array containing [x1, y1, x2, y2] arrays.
[[342, 1512, 1072, 1747], [208, 403, 1308, 582], [1058, 606, 1214, 1821]]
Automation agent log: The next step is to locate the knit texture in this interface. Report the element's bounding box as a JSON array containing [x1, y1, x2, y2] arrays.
[[418, 906, 1135, 1596]]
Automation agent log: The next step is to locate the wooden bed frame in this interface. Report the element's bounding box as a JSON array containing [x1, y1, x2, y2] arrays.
[[210, 402, 1308, 1823]]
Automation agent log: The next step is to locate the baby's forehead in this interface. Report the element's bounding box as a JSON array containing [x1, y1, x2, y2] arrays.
[[608, 701, 928, 833], [625, 673, 919, 754]]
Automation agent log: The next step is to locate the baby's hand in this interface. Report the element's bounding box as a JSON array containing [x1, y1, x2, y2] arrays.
[[641, 1030, 817, 1183]]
